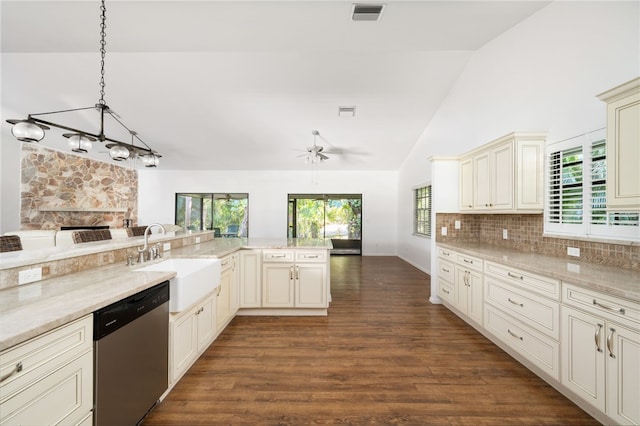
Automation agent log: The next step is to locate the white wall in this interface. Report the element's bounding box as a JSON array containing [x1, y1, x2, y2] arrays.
[[0, 126, 22, 234], [397, 1, 640, 275], [138, 169, 398, 255]]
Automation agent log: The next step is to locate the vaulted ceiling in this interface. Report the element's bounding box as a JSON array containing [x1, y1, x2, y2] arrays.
[[1, 1, 550, 170]]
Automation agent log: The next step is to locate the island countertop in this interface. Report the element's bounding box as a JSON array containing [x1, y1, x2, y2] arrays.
[[0, 237, 332, 351]]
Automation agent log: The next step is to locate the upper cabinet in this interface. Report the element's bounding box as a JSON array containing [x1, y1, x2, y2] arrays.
[[459, 132, 546, 213], [597, 77, 640, 210]]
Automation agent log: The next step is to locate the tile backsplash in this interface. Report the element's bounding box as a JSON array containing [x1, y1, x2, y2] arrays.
[[436, 213, 639, 270]]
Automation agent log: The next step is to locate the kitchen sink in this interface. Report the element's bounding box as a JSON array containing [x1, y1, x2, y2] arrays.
[[135, 258, 221, 312]]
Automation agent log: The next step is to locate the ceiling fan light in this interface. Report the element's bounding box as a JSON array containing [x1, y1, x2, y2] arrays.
[[109, 144, 130, 161], [7, 119, 49, 142], [64, 133, 95, 153], [142, 153, 160, 167]]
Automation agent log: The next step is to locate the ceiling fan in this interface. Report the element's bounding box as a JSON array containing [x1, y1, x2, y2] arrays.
[[299, 130, 330, 164]]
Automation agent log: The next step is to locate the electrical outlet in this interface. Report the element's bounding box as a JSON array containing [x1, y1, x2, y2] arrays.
[[454, 220, 461, 230], [163, 242, 171, 251], [567, 247, 580, 257], [502, 229, 508, 240], [18, 267, 42, 285], [195, 237, 201, 244], [567, 263, 581, 273], [441, 227, 448, 236]]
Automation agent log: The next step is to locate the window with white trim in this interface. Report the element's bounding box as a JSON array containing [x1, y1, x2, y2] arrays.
[[414, 185, 432, 237], [545, 129, 639, 241]]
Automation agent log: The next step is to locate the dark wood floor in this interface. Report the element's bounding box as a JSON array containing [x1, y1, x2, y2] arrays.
[[143, 256, 598, 425]]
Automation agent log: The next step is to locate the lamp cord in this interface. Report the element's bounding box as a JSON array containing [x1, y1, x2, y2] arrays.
[[99, 0, 107, 106]]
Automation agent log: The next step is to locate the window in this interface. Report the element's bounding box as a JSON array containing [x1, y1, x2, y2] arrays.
[[546, 129, 639, 241], [175, 193, 249, 237], [414, 185, 432, 237]]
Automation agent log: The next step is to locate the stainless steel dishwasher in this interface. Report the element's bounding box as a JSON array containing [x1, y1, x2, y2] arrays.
[[94, 281, 169, 426]]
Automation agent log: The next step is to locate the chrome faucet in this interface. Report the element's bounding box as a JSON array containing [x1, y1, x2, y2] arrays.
[[137, 223, 166, 263]]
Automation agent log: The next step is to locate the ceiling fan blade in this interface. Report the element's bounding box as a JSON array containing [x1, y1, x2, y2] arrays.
[[318, 153, 329, 160]]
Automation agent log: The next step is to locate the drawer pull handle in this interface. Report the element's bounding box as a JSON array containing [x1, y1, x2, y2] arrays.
[[593, 299, 625, 315], [595, 323, 603, 353], [0, 362, 23, 383], [508, 298, 523, 307], [507, 272, 523, 280], [442, 267, 450, 273], [289, 266, 293, 280], [463, 259, 473, 264], [441, 288, 450, 295], [221, 260, 230, 267], [442, 252, 450, 256], [305, 255, 319, 259], [607, 328, 616, 359], [507, 329, 523, 341], [271, 254, 287, 258]]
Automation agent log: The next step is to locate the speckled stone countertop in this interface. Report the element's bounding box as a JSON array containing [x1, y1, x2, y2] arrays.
[[0, 238, 332, 351], [438, 242, 640, 302]]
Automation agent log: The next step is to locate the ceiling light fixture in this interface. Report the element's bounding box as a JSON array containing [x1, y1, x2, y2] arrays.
[[304, 130, 329, 165], [5, 0, 161, 167]]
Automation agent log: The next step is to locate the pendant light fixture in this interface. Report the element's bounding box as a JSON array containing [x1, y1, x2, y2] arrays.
[[5, 0, 161, 167]]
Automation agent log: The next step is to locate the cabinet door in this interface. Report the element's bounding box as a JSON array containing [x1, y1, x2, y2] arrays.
[[197, 296, 216, 352], [170, 307, 198, 384], [0, 351, 93, 426], [467, 269, 483, 325], [492, 142, 514, 210], [240, 250, 262, 308], [606, 90, 640, 209], [229, 254, 240, 314], [473, 151, 491, 209], [454, 267, 469, 314], [216, 270, 232, 331], [459, 157, 474, 210], [606, 323, 640, 425], [295, 263, 327, 308], [262, 264, 295, 307], [516, 139, 544, 210], [561, 306, 606, 412]]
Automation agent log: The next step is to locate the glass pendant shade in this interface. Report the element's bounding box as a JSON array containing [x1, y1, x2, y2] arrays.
[[7, 119, 48, 142], [64, 133, 94, 153], [142, 153, 160, 167], [109, 144, 130, 161]]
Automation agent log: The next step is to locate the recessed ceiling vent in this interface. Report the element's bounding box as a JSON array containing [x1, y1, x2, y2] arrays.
[[338, 106, 356, 117], [351, 4, 385, 21]]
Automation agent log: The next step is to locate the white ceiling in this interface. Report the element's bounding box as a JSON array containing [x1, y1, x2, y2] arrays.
[[1, 1, 550, 170]]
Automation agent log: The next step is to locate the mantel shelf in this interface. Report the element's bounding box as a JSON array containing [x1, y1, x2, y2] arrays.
[[38, 207, 128, 213]]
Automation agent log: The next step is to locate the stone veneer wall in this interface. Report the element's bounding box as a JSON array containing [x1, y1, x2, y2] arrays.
[[20, 145, 138, 230], [436, 213, 639, 271]]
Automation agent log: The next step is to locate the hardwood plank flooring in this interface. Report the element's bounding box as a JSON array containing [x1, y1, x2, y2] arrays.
[[142, 256, 598, 425]]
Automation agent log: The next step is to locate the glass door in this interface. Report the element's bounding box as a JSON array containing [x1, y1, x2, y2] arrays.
[[288, 194, 362, 254]]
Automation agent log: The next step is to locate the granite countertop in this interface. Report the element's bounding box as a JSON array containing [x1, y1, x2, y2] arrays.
[[438, 242, 640, 302], [0, 238, 332, 351]]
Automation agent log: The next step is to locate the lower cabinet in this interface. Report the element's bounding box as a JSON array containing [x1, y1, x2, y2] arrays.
[[454, 265, 483, 325], [0, 315, 94, 426], [437, 247, 483, 326], [216, 253, 239, 331], [170, 293, 216, 385], [239, 249, 262, 308], [561, 284, 640, 425]]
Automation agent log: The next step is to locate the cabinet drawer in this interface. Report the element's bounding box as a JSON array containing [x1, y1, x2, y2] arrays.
[[485, 261, 560, 300], [262, 250, 294, 262], [485, 277, 560, 339], [438, 259, 455, 283], [563, 283, 640, 329], [1, 350, 93, 426], [0, 315, 92, 398], [295, 250, 327, 263], [438, 247, 455, 260], [438, 278, 454, 305], [456, 253, 482, 272], [484, 304, 560, 380]]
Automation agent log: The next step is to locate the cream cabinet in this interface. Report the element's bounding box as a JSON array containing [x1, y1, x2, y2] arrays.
[[484, 261, 561, 379], [240, 249, 262, 308], [437, 247, 483, 325], [459, 132, 545, 213], [561, 283, 640, 425], [0, 315, 93, 426], [216, 253, 239, 331], [169, 293, 216, 386], [597, 77, 640, 210], [262, 250, 328, 309]]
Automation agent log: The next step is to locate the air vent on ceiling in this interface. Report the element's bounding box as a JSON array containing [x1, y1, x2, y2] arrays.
[[338, 106, 356, 117], [351, 4, 385, 21]]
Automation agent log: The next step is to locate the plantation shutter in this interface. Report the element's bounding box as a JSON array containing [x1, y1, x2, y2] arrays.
[[548, 146, 583, 225]]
